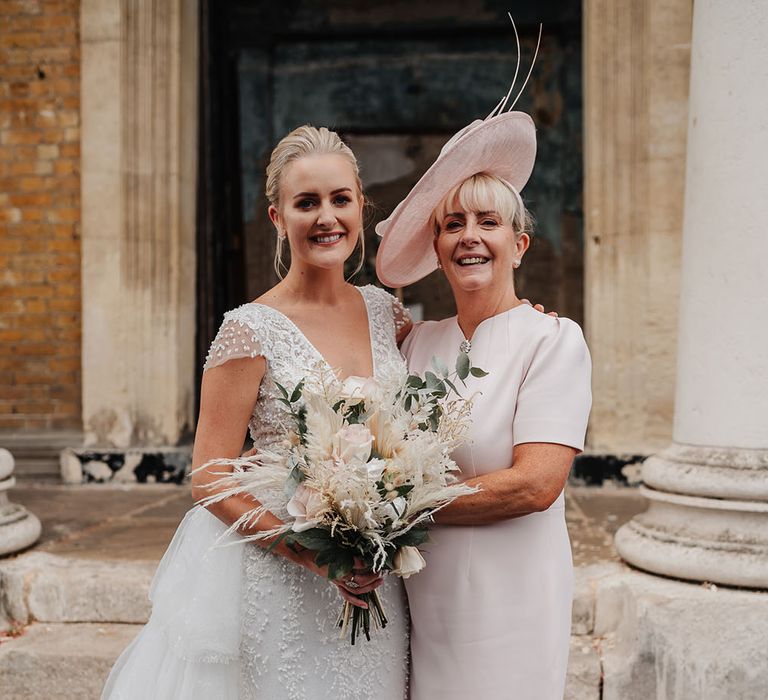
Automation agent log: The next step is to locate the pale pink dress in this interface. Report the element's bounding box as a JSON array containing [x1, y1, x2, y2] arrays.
[[401, 304, 592, 700]]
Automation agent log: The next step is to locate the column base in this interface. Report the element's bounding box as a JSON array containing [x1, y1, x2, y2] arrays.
[[642, 443, 768, 501], [615, 485, 768, 588], [60, 447, 191, 485]]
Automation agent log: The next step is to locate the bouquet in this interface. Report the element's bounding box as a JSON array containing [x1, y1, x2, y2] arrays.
[[197, 353, 485, 644]]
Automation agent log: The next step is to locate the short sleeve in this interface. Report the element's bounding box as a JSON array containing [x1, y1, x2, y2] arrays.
[[391, 295, 413, 337], [512, 318, 592, 451], [203, 313, 264, 371]]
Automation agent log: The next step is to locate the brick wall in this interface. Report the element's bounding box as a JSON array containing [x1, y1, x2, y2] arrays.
[[0, 0, 81, 431]]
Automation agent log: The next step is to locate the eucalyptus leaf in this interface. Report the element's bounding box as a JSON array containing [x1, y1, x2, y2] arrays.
[[265, 529, 293, 554], [396, 484, 415, 497], [456, 352, 470, 380], [327, 551, 355, 581], [430, 355, 450, 377], [424, 371, 442, 391], [275, 382, 290, 400], [392, 527, 430, 547], [470, 366, 489, 378], [292, 528, 334, 551], [289, 379, 305, 404], [444, 377, 460, 396], [406, 375, 423, 389]]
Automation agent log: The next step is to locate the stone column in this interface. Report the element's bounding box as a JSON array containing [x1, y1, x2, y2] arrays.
[[615, 0, 768, 588], [79, 1, 198, 454], [0, 449, 41, 557], [583, 0, 692, 456]]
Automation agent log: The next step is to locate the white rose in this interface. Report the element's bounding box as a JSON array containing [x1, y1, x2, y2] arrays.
[[286, 484, 327, 532], [382, 496, 407, 524], [339, 375, 380, 405], [333, 424, 374, 464], [364, 457, 386, 482], [391, 546, 426, 579]]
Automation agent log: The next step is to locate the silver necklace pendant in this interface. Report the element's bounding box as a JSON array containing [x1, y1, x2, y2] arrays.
[[459, 339, 472, 354]]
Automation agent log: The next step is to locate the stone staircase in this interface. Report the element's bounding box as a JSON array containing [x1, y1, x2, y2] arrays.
[[0, 551, 609, 699]]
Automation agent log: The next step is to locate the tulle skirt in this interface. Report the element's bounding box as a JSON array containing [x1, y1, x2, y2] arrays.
[[102, 507, 244, 699]]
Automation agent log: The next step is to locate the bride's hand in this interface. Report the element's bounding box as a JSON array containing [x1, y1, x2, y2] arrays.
[[332, 569, 384, 609], [521, 298, 558, 317], [300, 552, 383, 608]]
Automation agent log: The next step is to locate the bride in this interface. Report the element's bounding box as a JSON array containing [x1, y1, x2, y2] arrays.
[[102, 126, 409, 699]]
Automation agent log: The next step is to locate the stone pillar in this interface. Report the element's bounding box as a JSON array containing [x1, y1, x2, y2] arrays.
[[0, 449, 41, 557], [583, 0, 692, 455], [615, 0, 768, 588], [79, 1, 198, 455]]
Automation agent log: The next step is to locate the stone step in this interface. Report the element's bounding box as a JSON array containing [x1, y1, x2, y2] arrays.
[[0, 550, 622, 633], [0, 552, 155, 629], [0, 622, 139, 700], [0, 622, 599, 700]]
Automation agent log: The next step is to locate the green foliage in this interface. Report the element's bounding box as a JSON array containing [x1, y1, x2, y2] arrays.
[[391, 527, 430, 548], [456, 352, 470, 381]]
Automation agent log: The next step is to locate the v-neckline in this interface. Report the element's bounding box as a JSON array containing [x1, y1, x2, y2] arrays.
[[251, 286, 377, 380]]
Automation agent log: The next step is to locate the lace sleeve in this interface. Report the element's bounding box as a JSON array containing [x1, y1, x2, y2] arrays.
[[203, 314, 264, 371], [392, 296, 413, 338]]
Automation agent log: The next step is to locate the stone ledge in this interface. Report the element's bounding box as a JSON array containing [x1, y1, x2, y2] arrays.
[[0, 551, 619, 630], [595, 570, 768, 699], [0, 552, 155, 629], [0, 622, 139, 700], [566, 635, 602, 700]]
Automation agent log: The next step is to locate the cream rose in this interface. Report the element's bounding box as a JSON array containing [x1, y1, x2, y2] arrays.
[[286, 484, 327, 532], [339, 375, 379, 405], [333, 424, 374, 464], [391, 546, 426, 578], [382, 495, 407, 524]]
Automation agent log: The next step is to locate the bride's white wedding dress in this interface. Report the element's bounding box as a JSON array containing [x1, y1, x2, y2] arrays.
[[102, 285, 409, 700]]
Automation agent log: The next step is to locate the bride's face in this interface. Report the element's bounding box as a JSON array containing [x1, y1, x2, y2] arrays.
[[269, 154, 363, 273]]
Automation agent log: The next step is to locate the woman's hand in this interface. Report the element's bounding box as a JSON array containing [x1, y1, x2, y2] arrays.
[[521, 298, 558, 317], [299, 552, 383, 608]]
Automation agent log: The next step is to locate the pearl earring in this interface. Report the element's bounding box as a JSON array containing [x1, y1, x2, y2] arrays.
[[437, 261, 443, 270], [513, 259, 521, 268]]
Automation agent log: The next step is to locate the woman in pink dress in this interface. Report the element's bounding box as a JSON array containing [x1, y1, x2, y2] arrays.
[[376, 109, 592, 699]]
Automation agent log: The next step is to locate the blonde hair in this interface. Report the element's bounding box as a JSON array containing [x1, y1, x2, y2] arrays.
[[431, 172, 532, 237], [266, 125, 366, 278]]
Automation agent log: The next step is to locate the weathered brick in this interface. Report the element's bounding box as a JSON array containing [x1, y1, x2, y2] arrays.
[[52, 158, 77, 175], [19, 176, 56, 192], [44, 209, 79, 227], [13, 372, 54, 385], [35, 142, 59, 159], [7, 159, 53, 175], [48, 297, 79, 312], [0, 31, 43, 48], [20, 208, 45, 221], [59, 141, 78, 157], [0, 207, 23, 223], [1, 0, 81, 429], [0, 130, 41, 145]]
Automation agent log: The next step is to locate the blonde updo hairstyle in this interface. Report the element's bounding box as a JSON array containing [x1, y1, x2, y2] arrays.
[[265, 125, 366, 278], [431, 172, 532, 241]]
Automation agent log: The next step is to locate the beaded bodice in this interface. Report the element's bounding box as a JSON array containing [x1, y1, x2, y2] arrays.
[[204, 285, 409, 452]]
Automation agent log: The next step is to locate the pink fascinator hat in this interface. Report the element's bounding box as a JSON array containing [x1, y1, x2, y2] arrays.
[[376, 18, 541, 288]]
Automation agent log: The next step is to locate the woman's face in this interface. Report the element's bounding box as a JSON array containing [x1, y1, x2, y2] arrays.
[[433, 207, 529, 294], [269, 154, 363, 272]]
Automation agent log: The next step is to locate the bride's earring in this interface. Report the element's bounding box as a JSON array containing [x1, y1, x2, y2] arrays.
[[513, 259, 521, 268]]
